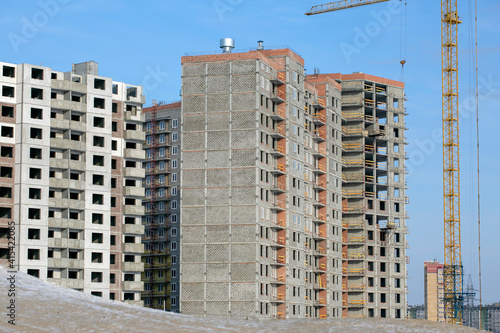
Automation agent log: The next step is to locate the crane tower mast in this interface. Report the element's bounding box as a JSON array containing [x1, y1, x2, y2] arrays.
[[441, 0, 463, 324]]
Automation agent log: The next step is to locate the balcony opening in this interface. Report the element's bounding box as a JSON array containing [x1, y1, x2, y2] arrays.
[[0, 187, 12, 198], [0, 167, 12, 178], [125, 198, 135, 205], [69, 211, 80, 220], [69, 192, 79, 200], [124, 236, 135, 244], [123, 293, 134, 301], [125, 142, 136, 149], [125, 161, 136, 168], [92, 213, 103, 225], [124, 217, 135, 225], [93, 136, 104, 147], [0, 248, 9, 260], [28, 208, 40, 219], [91, 252, 103, 263], [93, 117, 105, 128], [1, 126, 13, 138], [27, 249, 40, 260], [69, 231, 79, 239], [28, 228, 40, 239], [71, 94, 81, 103], [91, 272, 103, 283], [29, 188, 41, 199], [2, 66, 15, 78], [2, 86, 14, 98], [30, 128, 43, 140], [125, 123, 137, 130], [31, 68, 44, 80], [93, 155, 104, 166], [124, 255, 135, 263], [31, 108, 43, 119], [51, 72, 57, 79], [93, 97, 105, 109], [92, 194, 103, 205], [27, 269, 40, 277], [30, 148, 42, 159], [31, 88, 43, 100], [125, 179, 135, 186], [126, 87, 137, 98], [0, 207, 12, 218], [2, 106, 14, 118], [29, 168, 41, 179], [93, 174, 104, 185], [0, 146, 13, 158], [68, 271, 78, 279], [124, 273, 135, 281], [70, 172, 80, 180], [70, 133, 81, 141], [94, 78, 105, 90], [91, 233, 103, 244]]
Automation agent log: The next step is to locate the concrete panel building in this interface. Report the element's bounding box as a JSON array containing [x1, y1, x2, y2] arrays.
[[141, 102, 181, 312], [178, 41, 407, 320], [0, 61, 145, 305]]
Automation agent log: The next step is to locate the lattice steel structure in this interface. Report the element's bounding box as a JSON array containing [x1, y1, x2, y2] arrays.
[[441, 0, 463, 324]]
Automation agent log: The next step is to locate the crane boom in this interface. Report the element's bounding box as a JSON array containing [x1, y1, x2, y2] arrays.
[[441, 0, 463, 324], [305, 0, 390, 16]]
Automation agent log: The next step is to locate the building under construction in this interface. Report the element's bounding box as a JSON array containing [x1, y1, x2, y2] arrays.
[[141, 102, 181, 312], [0, 60, 146, 305], [178, 39, 408, 319]]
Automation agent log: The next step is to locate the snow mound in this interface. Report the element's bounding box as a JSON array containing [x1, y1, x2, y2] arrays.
[[0, 266, 479, 332]]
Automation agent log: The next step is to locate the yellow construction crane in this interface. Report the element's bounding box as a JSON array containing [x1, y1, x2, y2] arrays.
[[306, 0, 464, 324]]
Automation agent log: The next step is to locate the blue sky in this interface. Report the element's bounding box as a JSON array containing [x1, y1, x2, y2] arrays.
[[1, 0, 499, 306]]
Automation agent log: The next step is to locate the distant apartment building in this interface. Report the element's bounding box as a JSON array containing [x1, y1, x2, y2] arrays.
[[0, 61, 145, 305], [424, 261, 445, 322], [141, 102, 181, 312], [178, 39, 408, 319], [464, 303, 500, 332]]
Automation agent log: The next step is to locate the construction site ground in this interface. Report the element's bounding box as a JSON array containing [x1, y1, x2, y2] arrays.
[[0, 266, 479, 333]]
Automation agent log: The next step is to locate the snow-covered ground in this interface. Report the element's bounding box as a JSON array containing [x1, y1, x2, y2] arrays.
[[0, 266, 479, 332]]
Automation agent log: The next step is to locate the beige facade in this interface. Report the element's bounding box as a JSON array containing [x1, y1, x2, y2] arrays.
[[425, 261, 445, 322]]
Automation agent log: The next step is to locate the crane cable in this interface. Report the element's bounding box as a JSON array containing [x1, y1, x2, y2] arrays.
[[399, 0, 408, 81], [474, 0, 482, 329]]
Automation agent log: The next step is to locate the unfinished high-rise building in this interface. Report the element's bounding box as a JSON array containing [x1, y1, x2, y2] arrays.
[[0, 61, 145, 305], [337, 73, 408, 319], [178, 40, 407, 320], [141, 102, 181, 312]]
